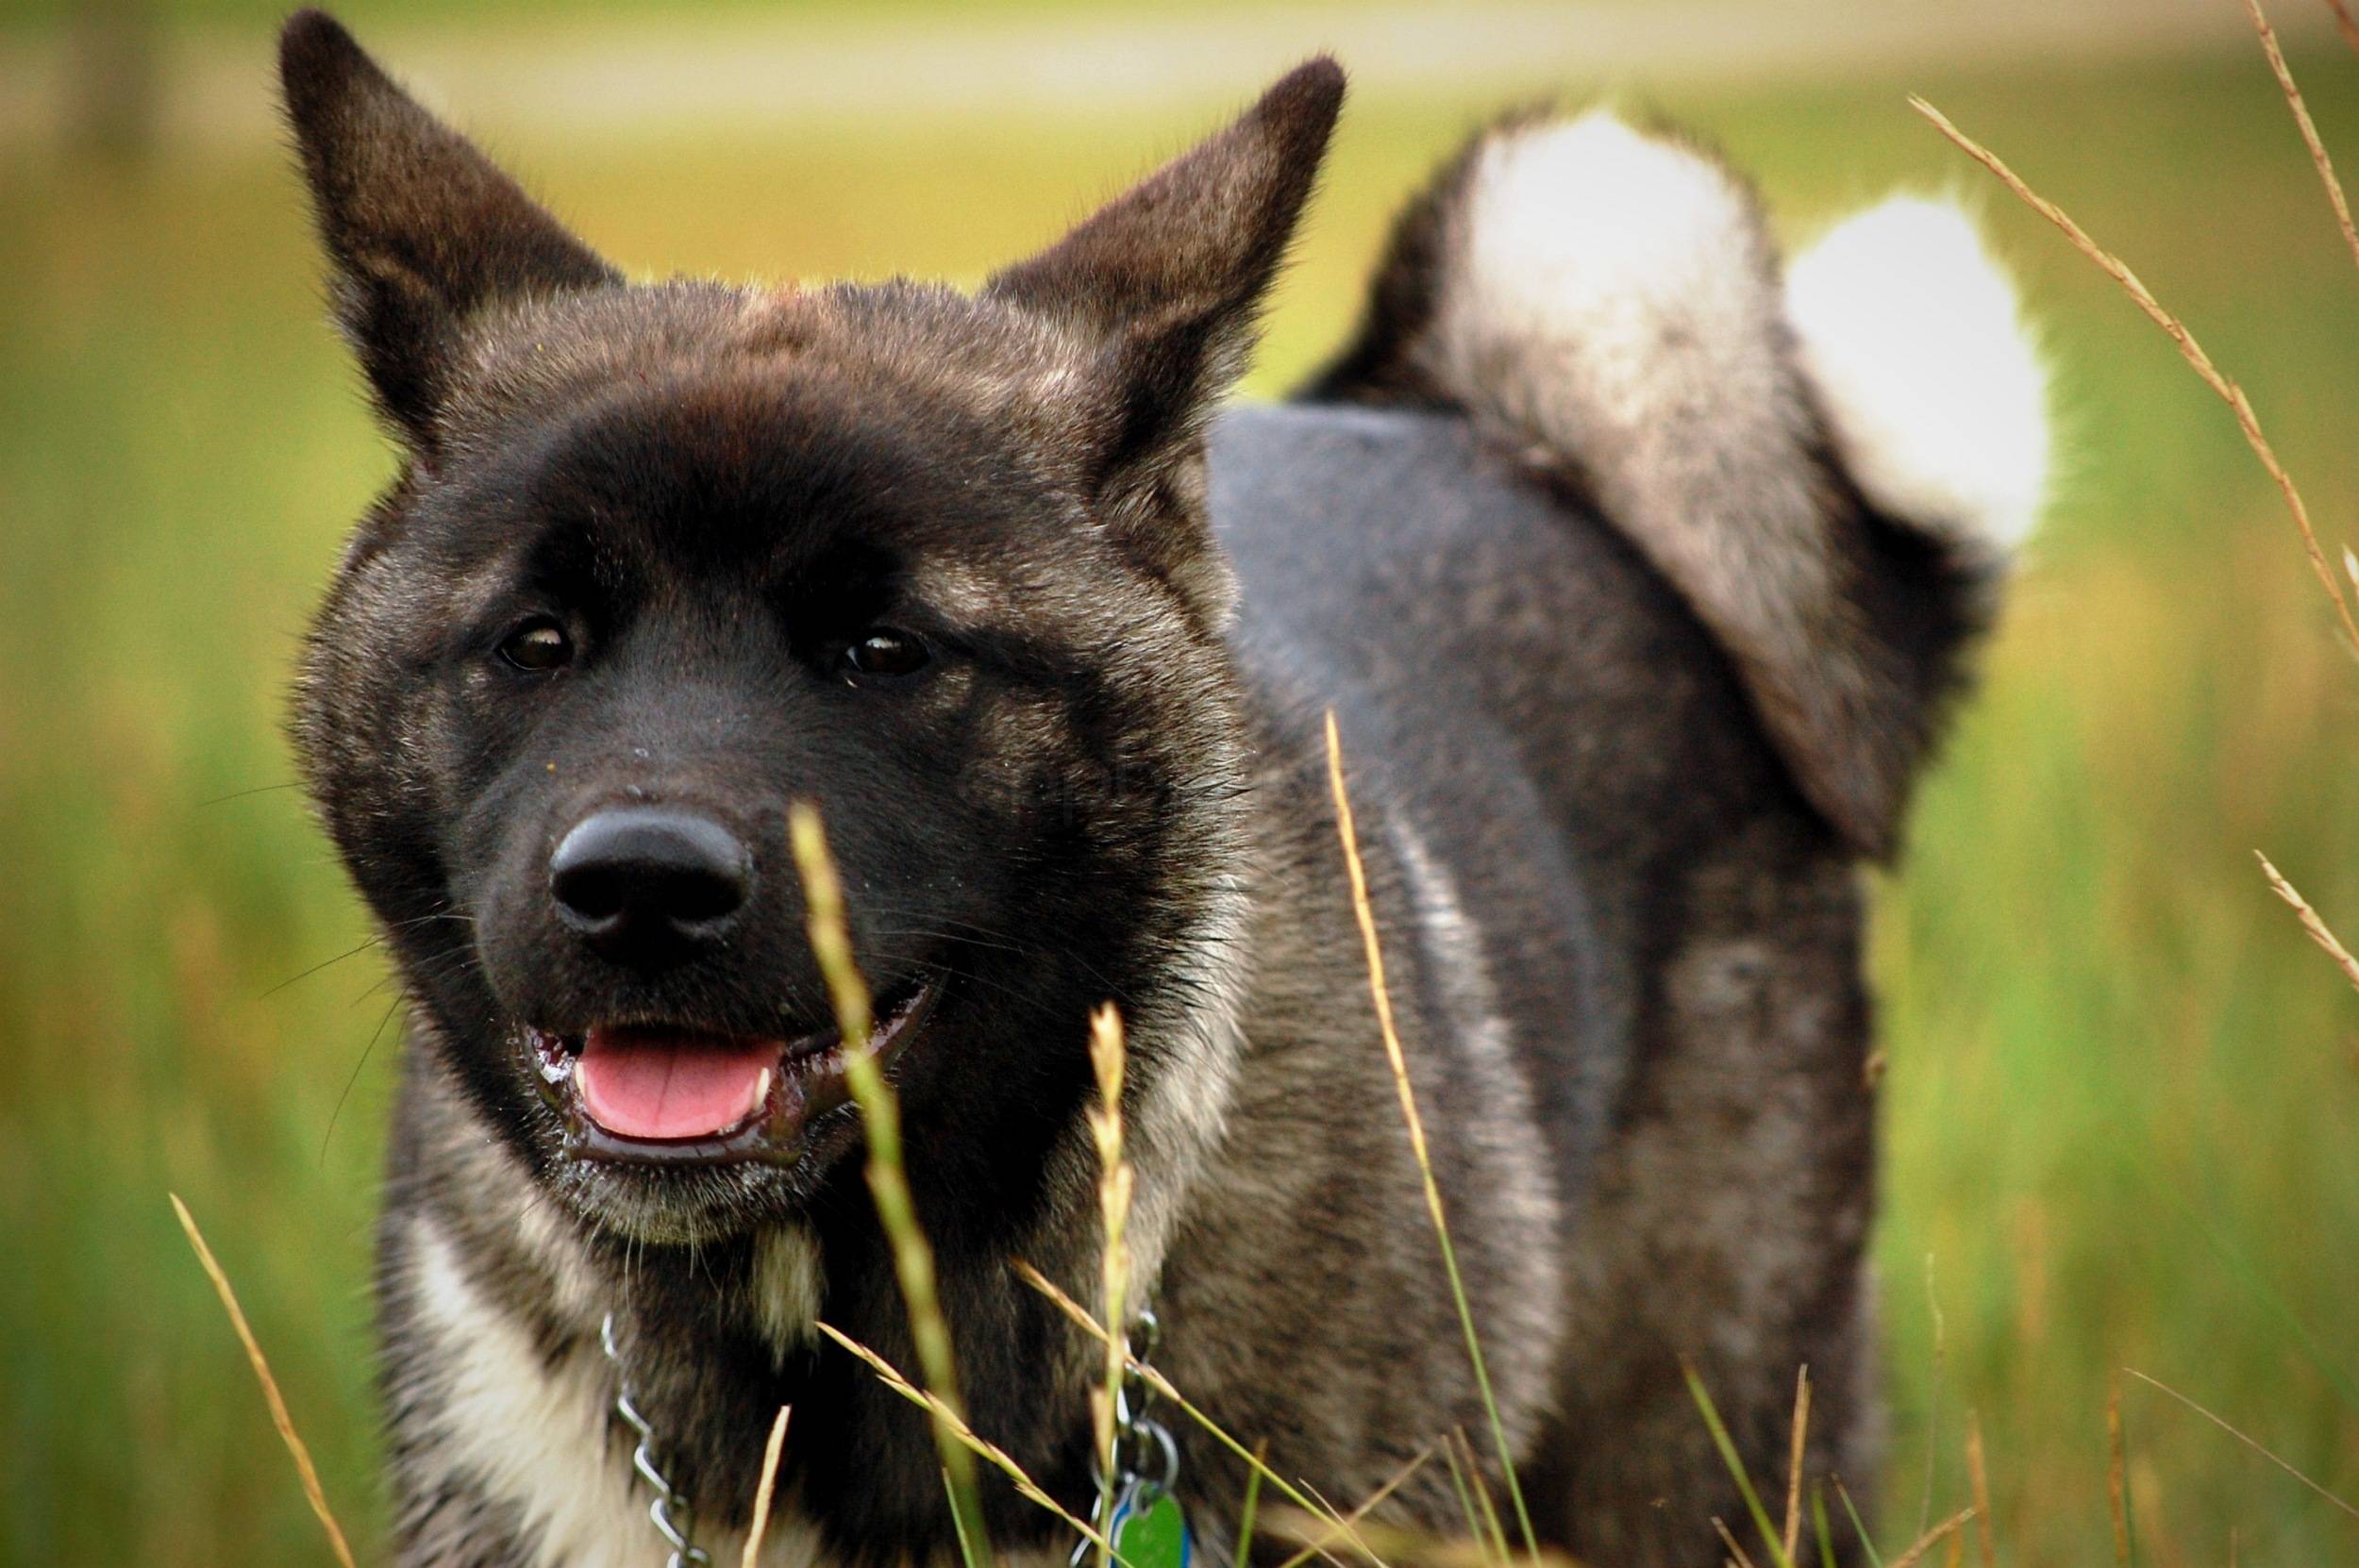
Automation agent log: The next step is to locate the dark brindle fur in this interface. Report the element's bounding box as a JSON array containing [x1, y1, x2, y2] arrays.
[[276, 12, 2047, 1565]]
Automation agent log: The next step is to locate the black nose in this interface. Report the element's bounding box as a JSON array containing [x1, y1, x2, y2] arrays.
[[549, 808, 752, 962]]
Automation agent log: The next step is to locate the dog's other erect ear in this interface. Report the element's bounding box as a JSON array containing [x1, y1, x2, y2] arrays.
[[278, 10, 619, 450], [986, 60, 1344, 603]]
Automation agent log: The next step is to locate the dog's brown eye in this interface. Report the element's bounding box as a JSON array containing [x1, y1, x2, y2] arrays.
[[843, 628, 929, 678], [499, 619, 573, 673]]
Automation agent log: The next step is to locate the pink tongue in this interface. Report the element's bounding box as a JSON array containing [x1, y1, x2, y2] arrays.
[[576, 1029, 778, 1141]]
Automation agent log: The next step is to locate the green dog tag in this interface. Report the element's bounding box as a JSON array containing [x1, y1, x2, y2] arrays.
[[1109, 1486, 1191, 1568]]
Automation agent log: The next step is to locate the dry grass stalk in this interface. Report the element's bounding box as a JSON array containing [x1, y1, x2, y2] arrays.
[[1964, 1413, 1996, 1568], [1712, 1516, 1763, 1568], [1918, 1256, 1945, 1539], [2330, 0, 2359, 53], [2256, 853, 2359, 993], [1323, 1519, 1581, 1568], [1910, 95, 2359, 657], [169, 1193, 360, 1568], [1274, 1449, 1436, 1568], [788, 805, 990, 1560], [2107, 1376, 2133, 1568], [816, 1321, 1111, 1555], [1010, 1259, 1395, 1568], [1444, 1429, 1513, 1568], [742, 1406, 793, 1568], [1782, 1366, 1812, 1568], [2246, 0, 2359, 275], [2123, 1368, 2359, 1524], [1885, 1508, 1977, 1568], [1325, 711, 1538, 1557], [2329, 0, 2359, 53], [1087, 1003, 1135, 1568]]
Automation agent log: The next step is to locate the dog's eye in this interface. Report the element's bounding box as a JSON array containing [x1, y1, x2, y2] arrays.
[[498, 618, 573, 673], [842, 628, 929, 678]]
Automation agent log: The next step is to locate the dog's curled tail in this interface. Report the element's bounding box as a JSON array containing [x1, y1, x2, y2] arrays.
[[1306, 110, 2050, 859]]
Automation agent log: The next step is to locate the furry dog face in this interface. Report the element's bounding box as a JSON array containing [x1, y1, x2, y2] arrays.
[[283, 11, 1342, 1244]]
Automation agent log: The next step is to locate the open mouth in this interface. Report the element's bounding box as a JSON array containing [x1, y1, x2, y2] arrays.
[[526, 980, 936, 1166]]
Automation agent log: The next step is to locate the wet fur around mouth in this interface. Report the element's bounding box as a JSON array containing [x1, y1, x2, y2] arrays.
[[278, 12, 2042, 1568]]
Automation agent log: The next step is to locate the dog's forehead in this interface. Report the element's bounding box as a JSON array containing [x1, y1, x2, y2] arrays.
[[406, 285, 1121, 609], [450, 277, 1086, 444]]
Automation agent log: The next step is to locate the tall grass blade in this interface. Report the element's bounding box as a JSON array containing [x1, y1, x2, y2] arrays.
[[1453, 1430, 1514, 1568], [1683, 1363, 1797, 1568], [945, 1469, 984, 1568], [1236, 1440, 1270, 1568], [1812, 1484, 1838, 1568], [790, 804, 994, 1568], [1833, 1478, 1886, 1568], [1440, 1429, 1508, 1568], [1325, 712, 1538, 1559], [170, 1193, 360, 1568]]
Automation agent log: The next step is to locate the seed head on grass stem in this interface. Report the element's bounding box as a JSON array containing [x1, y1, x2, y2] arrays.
[[1910, 94, 2359, 658], [1324, 711, 1538, 1560], [789, 803, 993, 1568], [1088, 1003, 1135, 1568], [2256, 853, 2359, 995], [2243, 0, 2359, 279]]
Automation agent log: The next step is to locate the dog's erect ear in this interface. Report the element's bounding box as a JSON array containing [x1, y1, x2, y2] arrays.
[[278, 10, 619, 450], [987, 60, 1344, 535]]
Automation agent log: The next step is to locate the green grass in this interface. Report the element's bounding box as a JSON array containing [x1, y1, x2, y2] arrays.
[[4, 27, 2358, 1568]]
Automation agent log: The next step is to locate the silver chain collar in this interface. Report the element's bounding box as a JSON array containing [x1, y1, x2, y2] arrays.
[[600, 1306, 1181, 1568], [601, 1312, 713, 1568], [1073, 1308, 1182, 1568]]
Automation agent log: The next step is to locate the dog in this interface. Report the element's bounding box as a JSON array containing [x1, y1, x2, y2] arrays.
[[276, 11, 2048, 1566]]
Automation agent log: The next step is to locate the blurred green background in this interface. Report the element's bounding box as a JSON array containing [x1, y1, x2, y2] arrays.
[[4, 2, 2358, 1564]]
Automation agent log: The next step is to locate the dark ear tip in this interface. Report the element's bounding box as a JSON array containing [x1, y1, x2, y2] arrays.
[[1259, 55, 1347, 131], [278, 8, 369, 115]]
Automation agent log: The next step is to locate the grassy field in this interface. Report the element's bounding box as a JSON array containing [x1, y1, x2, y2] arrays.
[[3, 18, 2358, 1568]]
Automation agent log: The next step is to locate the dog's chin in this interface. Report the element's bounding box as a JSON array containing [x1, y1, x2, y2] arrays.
[[520, 979, 938, 1245]]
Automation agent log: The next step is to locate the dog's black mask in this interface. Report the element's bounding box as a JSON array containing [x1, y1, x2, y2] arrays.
[[279, 10, 1341, 1243]]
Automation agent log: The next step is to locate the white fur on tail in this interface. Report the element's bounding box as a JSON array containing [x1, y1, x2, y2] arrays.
[[1366, 108, 2050, 853], [1786, 197, 2050, 553]]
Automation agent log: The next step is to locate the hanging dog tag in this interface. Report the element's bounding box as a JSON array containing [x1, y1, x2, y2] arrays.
[[1109, 1484, 1192, 1568]]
